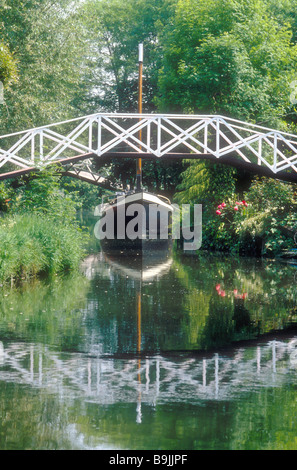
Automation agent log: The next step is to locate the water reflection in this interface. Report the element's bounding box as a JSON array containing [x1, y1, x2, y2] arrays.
[[84, 249, 174, 423], [83, 250, 173, 282], [80, 252, 297, 355], [1, 335, 297, 403], [1, 333, 297, 448], [1, 252, 297, 449]]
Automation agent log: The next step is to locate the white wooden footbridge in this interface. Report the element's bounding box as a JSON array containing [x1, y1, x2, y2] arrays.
[[1, 113, 297, 186]]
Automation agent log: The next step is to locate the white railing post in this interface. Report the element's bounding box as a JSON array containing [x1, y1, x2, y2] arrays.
[[273, 133, 277, 172], [216, 118, 220, 157], [204, 122, 208, 154], [258, 137, 262, 166], [157, 117, 161, 157], [31, 132, 35, 163], [0, 113, 297, 176], [147, 119, 151, 152], [89, 118, 93, 149], [97, 115, 102, 155], [39, 130, 44, 162]]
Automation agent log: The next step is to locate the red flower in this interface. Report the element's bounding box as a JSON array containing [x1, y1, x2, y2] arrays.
[[217, 204, 222, 209], [242, 200, 248, 207], [216, 210, 222, 215], [234, 206, 238, 211], [221, 202, 226, 207]]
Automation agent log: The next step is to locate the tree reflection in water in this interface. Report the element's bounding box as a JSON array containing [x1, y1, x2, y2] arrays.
[[1, 251, 297, 449]]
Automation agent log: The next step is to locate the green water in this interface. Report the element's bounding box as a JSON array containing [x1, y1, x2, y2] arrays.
[[1, 248, 297, 450]]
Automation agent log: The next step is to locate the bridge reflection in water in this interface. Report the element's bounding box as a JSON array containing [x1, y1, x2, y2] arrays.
[[1, 251, 297, 429], [0, 336, 297, 424]]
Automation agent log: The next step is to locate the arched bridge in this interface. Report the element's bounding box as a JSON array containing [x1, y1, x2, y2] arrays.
[[1, 113, 297, 186]]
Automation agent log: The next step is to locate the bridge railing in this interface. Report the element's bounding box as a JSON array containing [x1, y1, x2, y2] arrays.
[[1, 113, 297, 176]]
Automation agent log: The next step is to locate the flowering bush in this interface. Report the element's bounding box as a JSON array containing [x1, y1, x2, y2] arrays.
[[215, 199, 248, 229], [196, 176, 297, 255], [238, 178, 297, 255], [216, 199, 248, 217], [199, 198, 250, 253]]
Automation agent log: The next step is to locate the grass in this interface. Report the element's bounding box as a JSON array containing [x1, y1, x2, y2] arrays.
[[0, 213, 89, 283]]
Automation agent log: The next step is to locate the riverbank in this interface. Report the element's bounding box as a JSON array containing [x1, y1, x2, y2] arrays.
[[0, 212, 89, 284]]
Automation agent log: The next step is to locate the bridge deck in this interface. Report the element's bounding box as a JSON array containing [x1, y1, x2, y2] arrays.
[[1, 151, 296, 184]]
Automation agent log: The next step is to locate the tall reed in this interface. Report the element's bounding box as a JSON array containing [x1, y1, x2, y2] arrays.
[[0, 213, 88, 283]]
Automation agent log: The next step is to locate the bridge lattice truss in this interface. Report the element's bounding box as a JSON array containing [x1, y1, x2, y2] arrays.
[[1, 113, 297, 184]]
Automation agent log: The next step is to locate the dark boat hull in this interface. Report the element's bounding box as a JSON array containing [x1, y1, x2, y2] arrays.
[[100, 236, 172, 253], [97, 191, 174, 253]]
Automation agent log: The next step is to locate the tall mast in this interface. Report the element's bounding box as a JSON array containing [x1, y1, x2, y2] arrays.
[[136, 43, 143, 191]]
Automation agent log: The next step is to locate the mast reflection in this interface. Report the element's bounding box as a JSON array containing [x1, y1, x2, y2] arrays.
[[101, 249, 173, 423]]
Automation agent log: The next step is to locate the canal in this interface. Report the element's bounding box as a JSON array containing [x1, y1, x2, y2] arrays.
[[0, 244, 297, 450]]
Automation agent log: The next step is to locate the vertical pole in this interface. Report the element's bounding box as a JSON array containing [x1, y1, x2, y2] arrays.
[[136, 43, 143, 191], [137, 290, 142, 356], [136, 288, 142, 423]]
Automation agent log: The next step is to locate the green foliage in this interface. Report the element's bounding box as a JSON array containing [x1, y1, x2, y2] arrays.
[[60, 177, 101, 211], [0, 212, 88, 283], [194, 177, 297, 255], [238, 178, 297, 255], [0, 181, 12, 211], [174, 160, 237, 205], [80, 0, 177, 113], [201, 197, 248, 252], [0, 40, 17, 86], [244, 177, 296, 212], [0, 167, 89, 282], [165, 0, 297, 254], [12, 166, 79, 224], [0, 0, 297, 258], [0, 0, 87, 133], [157, 0, 297, 127], [77, 0, 181, 190], [173, 160, 239, 251]]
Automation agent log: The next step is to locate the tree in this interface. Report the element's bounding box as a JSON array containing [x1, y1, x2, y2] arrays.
[[157, 0, 297, 126], [158, 0, 297, 221], [0, 40, 17, 86], [78, 0, 182, 193], [0, 0, 87, 133], [79, 0, 177, 113]]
